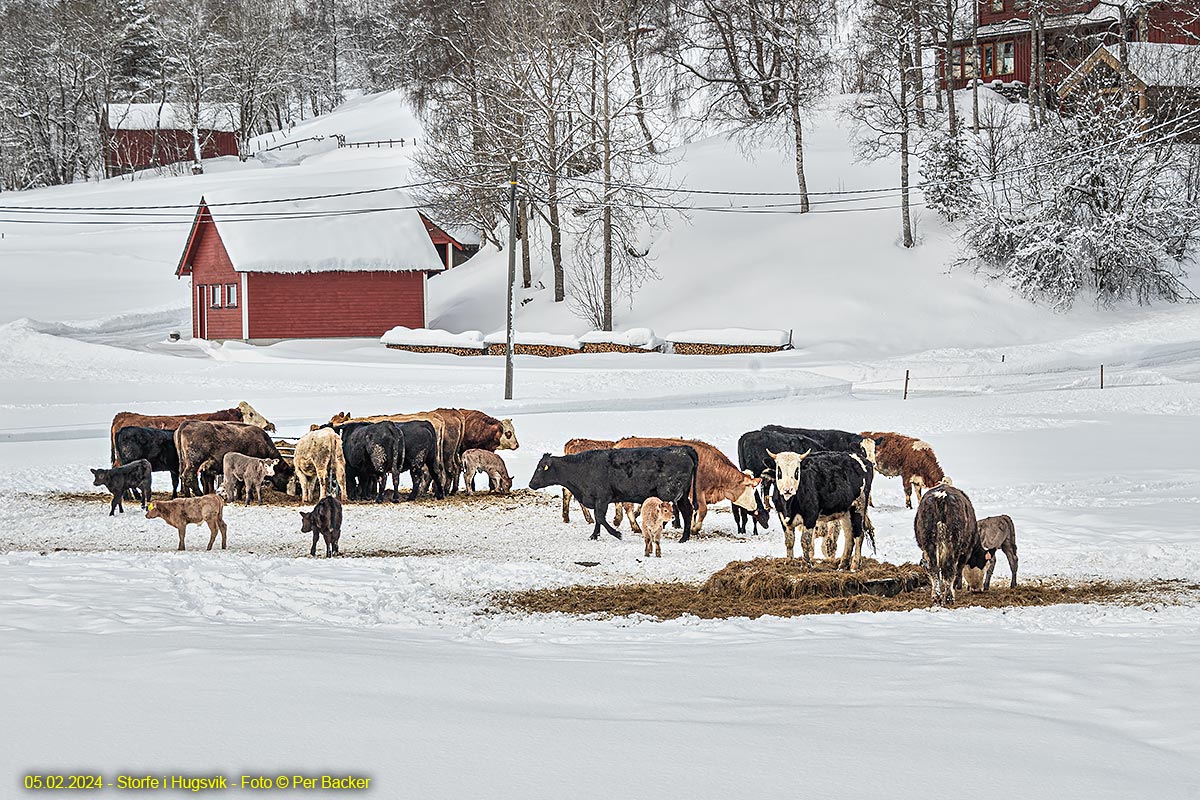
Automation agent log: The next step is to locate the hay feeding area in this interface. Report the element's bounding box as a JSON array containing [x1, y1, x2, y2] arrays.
[[498, 556, 1198, 620]]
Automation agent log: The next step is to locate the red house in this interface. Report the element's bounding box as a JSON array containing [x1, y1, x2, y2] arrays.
[[176, 189, 448, 342], [104, 103, 241, 178], [943, 0, 1200, 93]]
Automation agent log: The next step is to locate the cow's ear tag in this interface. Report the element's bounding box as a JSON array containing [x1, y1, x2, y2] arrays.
[[147, 503, 154, 510]]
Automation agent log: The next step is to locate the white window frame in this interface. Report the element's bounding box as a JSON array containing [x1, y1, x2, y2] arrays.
[[208, 284, 222, 309], [225, 282, 238, 308]]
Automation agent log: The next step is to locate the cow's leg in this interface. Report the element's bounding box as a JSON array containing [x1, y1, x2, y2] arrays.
[[109, 494, 119, 516], [676, 496, 694, 543], [848, 510, 865, 571], [589, 507, 604, 540], [903, 475, 914, 509], [177, 525, 187, 551], [625, 504, 642, 534], [800, 527, 814, 566], [464, 468, 475, 496], [1003, 541, 1018, 588], [783, 521, 796, 560], [206, 519, 219, 551], [170, 471, 179, 499], [311, 531, 319, 557], [219, 516, 227, 549], [561, 489, 571, 522], [733, 505, 745, 535], [644, 528, 652, 557], [694, 498, 707, 533], [597, 500, 623, 540], [654, 529, 661, 558], [613, 502, 624, 527], [982, 551, 997, 591]]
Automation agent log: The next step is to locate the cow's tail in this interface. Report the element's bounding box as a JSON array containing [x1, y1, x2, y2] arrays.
[[688, 450, 699, 532], [935, 520, 953, 568]]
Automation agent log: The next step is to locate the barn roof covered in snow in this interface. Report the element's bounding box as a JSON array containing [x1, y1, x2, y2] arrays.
[[105, 102, 241, 132], [176, 187, 447, 275]]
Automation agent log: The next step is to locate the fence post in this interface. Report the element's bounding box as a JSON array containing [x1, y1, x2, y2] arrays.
[[903, 369, 910, 400], [1001, 354, 1005, 363], [1100, 364, 1104, 389]]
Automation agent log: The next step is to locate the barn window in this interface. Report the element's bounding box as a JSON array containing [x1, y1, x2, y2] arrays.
[[209, 285, 222, 308], [1000, 41, 1015, 74], [225, 283, 238, 308]]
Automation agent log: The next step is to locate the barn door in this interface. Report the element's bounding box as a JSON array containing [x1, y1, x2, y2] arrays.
[[197, 285, 207, 339]]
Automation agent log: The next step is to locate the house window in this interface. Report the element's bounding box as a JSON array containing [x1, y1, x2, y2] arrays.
[[990, 0, 1003, 11], [1000, 40, 1015, 74], [983, 43, 995, 75], [964, 46, 978, 79], [225, 283, 238, 308], [208, 285, 222, 309], [952, 47, 966, 80]]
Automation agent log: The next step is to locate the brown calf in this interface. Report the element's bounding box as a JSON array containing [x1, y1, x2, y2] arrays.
[[461, 449, 513, 494], [639, 497, 674, 558], [146, 495, 228, 551], [963, 514, 1018, 591], [862, 431, 946, 508]]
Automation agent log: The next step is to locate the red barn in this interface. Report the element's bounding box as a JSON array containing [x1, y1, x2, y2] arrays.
[[175, 189, 447, 342], [104, 103, 241, 177], [942, 0, 1200, 93]]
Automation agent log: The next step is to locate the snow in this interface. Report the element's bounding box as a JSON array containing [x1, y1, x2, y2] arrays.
[[106, 102, 240, 132], [380, 326, 486, 349], [482, 330, 582, 349], [665, 327, 791, 346], [201, 182, 445, 274], [3, 89, 1200, 798], [578, 327, 660, 348]]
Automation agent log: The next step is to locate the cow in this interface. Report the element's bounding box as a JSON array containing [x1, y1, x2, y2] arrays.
[[432, 408, 467, 493], [175, 420, 293, 497], [861, 431, 946, 508], [301, 496, 343, 557], [114, 426, 180, 498], [761, 425, 877, 465], [110, 402, 273, 466], [458, 409, 519, 452], [560, 438, 625, 528], [914, 484, 980, 606], [220, 452, 277, 505], [767, 449, 873, 571], [325, 411, 449, 490], [146, 495, 227, 551], [461, 449, 513, 494], [639, 497, 674, 558], [340, 421, 406, 502], [292, 428, 349, 503], [962, 514, 1018, 591], [734, 428, 824, 534], [90, 459, 152, 515], [528, 446, 698, 541], [613, 436, 767, 534]]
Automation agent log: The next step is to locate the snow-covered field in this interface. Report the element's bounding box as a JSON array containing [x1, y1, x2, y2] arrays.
[[3, 91, 1200, 797]]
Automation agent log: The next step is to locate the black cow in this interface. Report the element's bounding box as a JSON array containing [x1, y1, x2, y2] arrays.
[[115, 426, 180, 498], [301, 496, 343, 557], [90, 459, 153, 516], [768, 450, 872, 570], [341, 422, 406, 502], [733, 428, 822, 535], [528, 446, 698, 541], [761, 425, 876, 464], [914, 483, 980, 606]]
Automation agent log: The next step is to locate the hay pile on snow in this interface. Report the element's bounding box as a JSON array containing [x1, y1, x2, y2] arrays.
[[700, 557, 929, 600]]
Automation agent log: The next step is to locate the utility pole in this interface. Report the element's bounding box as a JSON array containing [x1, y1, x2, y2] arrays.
[[504, 156, 518, 400]]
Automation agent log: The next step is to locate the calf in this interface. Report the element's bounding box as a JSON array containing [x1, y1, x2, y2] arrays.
[[769, 450, 873, 570], [145, 495, 227, 551], [914, 484, 981, 606], [115, 426, 180, 498], [529, 446, 698, 541], [639, 497, 674, 558], [90, 459, 152, 516], [962, 514, 1018, 591], [861, 431, 945, 508], [301, 496, 343, 557], [560, 438, 624, 528], [175, 420, 293, 497], [221, 453, 277, 505], [461, 449, 513, 494]]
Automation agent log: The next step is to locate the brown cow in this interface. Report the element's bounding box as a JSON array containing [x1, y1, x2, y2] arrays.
[[175, 421, 293, 497], [110, 402, 274, 465], [914, 484, 980, 606], [432, 409, 466, 493], [861, 431, 946, 509], [458, 409, 519, 452], [560, 438, 624, 527], [963, 514, 1018, 591], [146, 495, 228, 551], [614, 437, 766, 533]]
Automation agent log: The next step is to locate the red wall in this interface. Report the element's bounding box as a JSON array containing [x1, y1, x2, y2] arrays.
[[105, 129, 239, 176], [246, 270, 426, 339], [189, 219, 244, 340]]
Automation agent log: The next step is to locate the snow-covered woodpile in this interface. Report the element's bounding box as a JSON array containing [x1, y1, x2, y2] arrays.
[[665, 329, 792, 355], [378, 328, 795, 357]]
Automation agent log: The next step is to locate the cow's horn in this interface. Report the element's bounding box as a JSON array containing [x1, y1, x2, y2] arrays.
[[798, 449, 812, 459], [766, 450, 778, 460]]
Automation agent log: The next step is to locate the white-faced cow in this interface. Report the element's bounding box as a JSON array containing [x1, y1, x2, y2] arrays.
[[768, 449, 873, 571]]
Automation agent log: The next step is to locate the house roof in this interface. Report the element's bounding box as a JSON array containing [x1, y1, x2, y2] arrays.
[[106, 102, 240, 133], [1059, 42, 1200, 97], [975, 2, 1118, 38], [176, 186, 446, 276]]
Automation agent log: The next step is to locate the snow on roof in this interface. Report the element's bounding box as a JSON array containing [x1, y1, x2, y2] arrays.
[[106, 102, 240, 132], [975, 2, 1118, 38], [1103, 42, 1200, 88], [197, 185, 446, 274]]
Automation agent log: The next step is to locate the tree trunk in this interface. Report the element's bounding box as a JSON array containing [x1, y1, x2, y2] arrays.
[[971, 0, 979, 132], [601, 48, 613, 332], [911, 1, 926, 127], [624, 29, 657, 154], [791, 103, 810, 213], [943, 0, 958, 137], [546, 105, 565, 301], [900, 43, 914, 248], [1029, 8, 1040, 130], [933, 24, 945, 113], [519, 196, 532, 289]]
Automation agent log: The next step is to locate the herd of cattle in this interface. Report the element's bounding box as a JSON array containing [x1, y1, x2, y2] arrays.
[[88, 401, 1018, 606]]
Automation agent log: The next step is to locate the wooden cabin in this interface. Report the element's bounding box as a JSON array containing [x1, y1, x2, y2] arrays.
[[103, 103, 240, 177], [942, 0, 1200, 95], [175, 189, 448, 342]]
